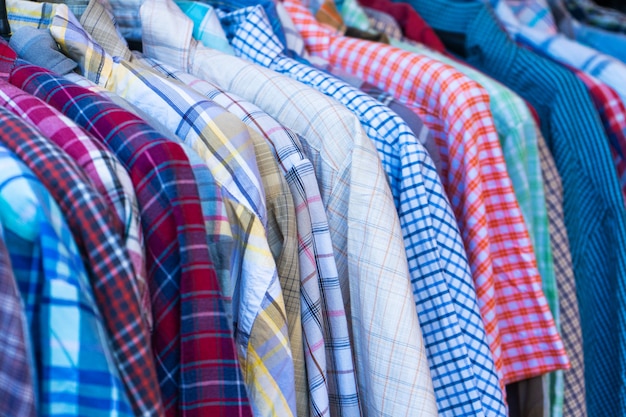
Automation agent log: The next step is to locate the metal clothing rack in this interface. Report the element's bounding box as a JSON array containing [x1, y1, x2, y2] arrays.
[[0, 0, 10, 41]]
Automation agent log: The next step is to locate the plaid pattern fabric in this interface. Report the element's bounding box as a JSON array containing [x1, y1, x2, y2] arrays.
[[9, 60, 252, 417], [492, 0, 626, 103], [564, 0, 626, 33], [248, 128, 309, 417], [175, 1, 235, 54], [0, 83, 163, 417], [285, 0, 569, 385], [42, 4, 299, 414], [213, 5, 506, 416], [536, 130, 587, 417], [142, 5, 436, 415], [0, 224, 36, 417], [411, 3, 626, 416], [0, 126, 133, 417], [0, 79, 152, 332], [140, 1, 443, 415], [371, 30, 565, 413], [137, 52, 361, 417]]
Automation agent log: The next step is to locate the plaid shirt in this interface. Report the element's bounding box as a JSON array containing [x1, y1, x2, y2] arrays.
[[412, 3, 626, 416], [43, 3, 299, 415], [0, 81, 162, 417], [0, 79, 152, 332], [0, 124, 133, 417], [492, 0, 626, 103], [0, 224, 36, 417], [361, 7, 403, 40], [211, 5, 506, 415], [564, 0, 626, 33], [285, 0, 569, 385], [364, 12, 565, 410], [140, 1, 442, 415], [137, 52, 361, 417], [536, 130, 587, 417], [8, 57, 252, 417]]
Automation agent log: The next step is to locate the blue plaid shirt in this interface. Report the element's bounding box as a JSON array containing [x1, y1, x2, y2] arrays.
[[0, 222, 36, 417], [0, 138, 133, 417], [209, 4, 506, 415]]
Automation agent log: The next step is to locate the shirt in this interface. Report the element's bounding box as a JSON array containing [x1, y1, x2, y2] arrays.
[[410, 3, 626, 416], [0, 135, 133, 417], [208, 4, 505, 415], [140, 1, 440, 415], [0, 224, 36, 417], [0, 79, 152, 332], [7, 58, 251, 417], [285, 0, 568, 385], [38, 2, 297, 414], [492, 0, 626, 103], [536, 129, 586, 417], [0, 73, 163, 417], [136, 51, 360, 417]]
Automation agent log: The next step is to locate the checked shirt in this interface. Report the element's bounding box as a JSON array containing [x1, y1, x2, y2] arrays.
[[140, 1, 441, 415], [0, 134, 133, 417], [136, 51, 361, 417], [206, 4, 506, 416], [0, 225, 36, 417], [0, 79, 152, 331], [284, 0, 568, 386], [7, 56, 251, 417]]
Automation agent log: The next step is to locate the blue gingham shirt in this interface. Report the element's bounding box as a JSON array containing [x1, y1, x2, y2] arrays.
[[206, 4, 506, 415], [0, 140, 133, 417]]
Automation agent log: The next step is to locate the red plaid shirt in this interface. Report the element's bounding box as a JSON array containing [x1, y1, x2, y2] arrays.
[[284, 0, 569, 385]]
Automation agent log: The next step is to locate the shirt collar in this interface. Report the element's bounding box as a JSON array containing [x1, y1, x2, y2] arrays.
[[217, 5, 286, 66], [7, 0, 114, 86], [282, 0, 337, 60], [176, 1, 235, 55], [140, 0, 196, 72]]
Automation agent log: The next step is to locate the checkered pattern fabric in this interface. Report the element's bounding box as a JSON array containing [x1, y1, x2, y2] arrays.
[[9, 58, 252, 417], [140, 0, 441, 414], [285, 0, 569, 386], [410, 2, 626, 415], [0, 79, 152, 332], [213, 5, 506, 415], [536, 130, 587, 417], [0, 224, 36, 417], [0, 111, 135, 417]]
